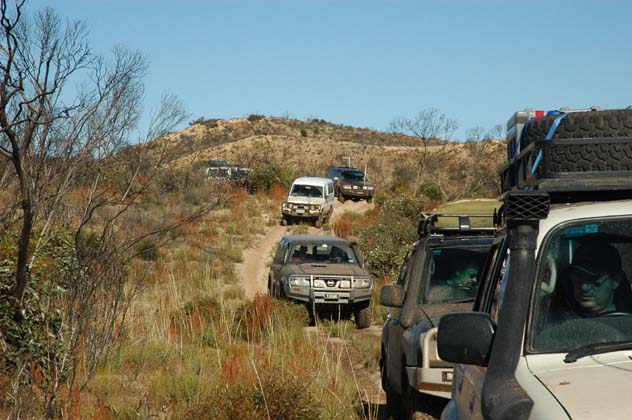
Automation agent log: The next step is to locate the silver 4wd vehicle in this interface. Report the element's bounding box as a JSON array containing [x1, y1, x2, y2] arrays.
[[268, 235, 373, 328], [380, 214, 495, 419], [438, 108, 632, 420]]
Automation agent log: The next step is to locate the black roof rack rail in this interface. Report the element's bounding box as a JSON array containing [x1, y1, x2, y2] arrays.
[[417, 213, 496, 238]]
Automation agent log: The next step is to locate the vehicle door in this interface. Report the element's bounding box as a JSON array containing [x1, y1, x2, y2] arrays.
[[385, 243, 426, 394], [326, 181, 335, 212], [451, 236, 508, 420], [271, 240, 288, 292]]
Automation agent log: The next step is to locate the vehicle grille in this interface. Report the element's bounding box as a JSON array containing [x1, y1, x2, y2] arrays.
[[313, 276, 352, 289]]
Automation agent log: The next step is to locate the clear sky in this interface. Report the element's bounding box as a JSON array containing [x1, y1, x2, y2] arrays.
[[27, 0, 632, 141]]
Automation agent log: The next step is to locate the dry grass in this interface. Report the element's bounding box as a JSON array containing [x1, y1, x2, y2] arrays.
[[74, 192, 369, 419]]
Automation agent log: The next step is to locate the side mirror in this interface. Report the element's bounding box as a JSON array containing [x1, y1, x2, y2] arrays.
[[437, 312, 496, 367], [380, 284, 405, 308], [333, 176, 339, 181]]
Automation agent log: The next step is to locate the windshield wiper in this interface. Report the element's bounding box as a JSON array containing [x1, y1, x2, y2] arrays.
[[564, 340, 632, 363]]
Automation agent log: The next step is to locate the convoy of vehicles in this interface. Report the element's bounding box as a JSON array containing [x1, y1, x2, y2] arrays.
[[247, 107, 632, 419], [206, 159, 253, 190], [380, 214, 496, 419], [437, 108, 632, 420], [267, 235, 373, 328]]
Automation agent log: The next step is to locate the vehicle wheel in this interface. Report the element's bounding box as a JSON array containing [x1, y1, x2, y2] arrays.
[[314, 217, 322, 228], [305, 304, 316, 326], [339, 193, 346, 203], [366, 196, 373, 203], [354, 302, 371, 329], [281, 217, 288, 226], [267, 277, 273, 296]]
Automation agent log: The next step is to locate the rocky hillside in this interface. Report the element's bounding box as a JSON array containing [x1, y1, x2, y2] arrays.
[[145, 116, 507, 199]]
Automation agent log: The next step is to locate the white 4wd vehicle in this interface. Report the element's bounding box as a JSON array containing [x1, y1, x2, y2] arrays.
[[437, 108, 632, 420], [281, 177, 334, 228]]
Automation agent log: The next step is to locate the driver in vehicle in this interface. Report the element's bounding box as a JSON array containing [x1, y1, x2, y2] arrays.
[[562, 239, 624, 317]]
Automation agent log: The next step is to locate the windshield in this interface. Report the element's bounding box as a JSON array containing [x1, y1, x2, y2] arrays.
[[290, 184, 323, 198], [341, 171, 365, 182], [424, 245, 490, 303], [288, 243, 359, 265], [530, 217, 632, 353]]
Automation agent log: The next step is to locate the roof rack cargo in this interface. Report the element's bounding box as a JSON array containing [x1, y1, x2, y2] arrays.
[[417, 214, 496, 238], [500, 108, 632, 203]]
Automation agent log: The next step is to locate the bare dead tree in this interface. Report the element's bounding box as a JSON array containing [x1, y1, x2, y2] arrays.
[[466, 126, 486, 142], [387, 108, 458, 196], [0, 3, 222, 417]]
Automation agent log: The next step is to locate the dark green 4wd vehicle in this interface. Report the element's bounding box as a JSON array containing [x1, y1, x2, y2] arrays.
[[327, 167, 375, 203], [380, 214, 496, 419]]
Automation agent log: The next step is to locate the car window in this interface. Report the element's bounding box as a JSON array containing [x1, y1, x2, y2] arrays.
[[341, 170, 365, 181], [530, 217, 632, 353], [288, 242, 357, 264], [422, 245, 491, 304], [290, 184, 323, 198]]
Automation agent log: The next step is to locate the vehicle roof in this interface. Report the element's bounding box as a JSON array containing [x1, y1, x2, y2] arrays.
[[537, 199, 632, 245], [291, 177, 332, 186], [282, 235, 352, 245]]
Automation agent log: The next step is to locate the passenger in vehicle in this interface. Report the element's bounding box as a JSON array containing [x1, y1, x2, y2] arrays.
[[559, 239, 625, 317], [329, 246, 349, 263], [291, 245, 308, 262]]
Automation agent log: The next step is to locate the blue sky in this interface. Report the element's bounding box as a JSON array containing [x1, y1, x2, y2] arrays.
[[28, 0, 632, 140]]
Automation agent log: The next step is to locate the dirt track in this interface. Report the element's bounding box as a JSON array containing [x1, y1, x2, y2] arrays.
[[236, 198, 395, 418]]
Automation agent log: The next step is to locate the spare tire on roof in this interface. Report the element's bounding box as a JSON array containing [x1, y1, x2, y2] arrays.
[[520, 109, 632, 150], [501, 108, 632, 195]]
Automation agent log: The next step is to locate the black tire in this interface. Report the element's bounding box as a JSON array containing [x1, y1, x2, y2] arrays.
[[281, 217, 288, 226], [267, 277, 273, 296], [521, 109, 632, 151], [339, 193, 346, 203], [366, 196, 373, 203], [354, 302, 371, 329], [314, 217, 322, 228], [505, 109, 632, 189]]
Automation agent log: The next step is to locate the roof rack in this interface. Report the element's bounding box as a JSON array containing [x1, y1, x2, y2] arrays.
[[417, 214, 496, 238]]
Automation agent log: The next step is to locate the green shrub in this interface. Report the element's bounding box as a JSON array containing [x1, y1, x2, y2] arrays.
[[300, 128, 308, 137], [247, 114, 265, 122], [359, 194, 427, 278]]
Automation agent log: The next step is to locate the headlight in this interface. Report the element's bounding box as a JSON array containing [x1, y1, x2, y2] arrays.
[[310, 204, 321, 210], [313, 279, 325, 288], [339, 280, 351, 288], [289, 275, 310, 287], [343, 185, 352, 190], [367, 186, 374, 190], [353, 277, 372, 288], [282, 202, 288, 208]]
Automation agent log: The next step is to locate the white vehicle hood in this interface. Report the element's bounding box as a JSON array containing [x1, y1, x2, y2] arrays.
[[287, 196, 325, 205], [528, 352, 632, 419]]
